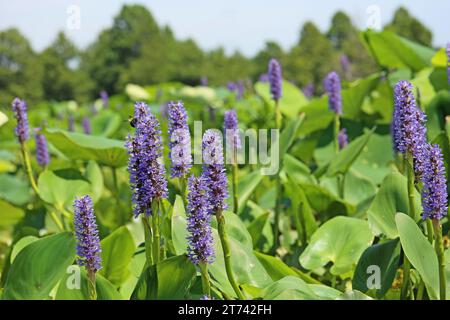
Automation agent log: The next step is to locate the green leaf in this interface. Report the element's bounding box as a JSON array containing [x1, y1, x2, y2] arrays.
[[353, 239, 400, 297], [0, 111, 7, 127], [37, 170, 91, 211], [3, 232, 76, 300], [247, 212, 270, 247], [44, 128, 128, 168], [0, 174, 32, 206], [10, 236, 38, 262], [0, 200, 24, 227], [280, 114, 306, 156], [336, 290, 373, 300], [100, 226, 136, 286], [283, 154, 316, 184], [342, 74, 381, 119], [56, 268, 123, 300], [326, 128, 374, 177], [91, 111, 121, 137], [237, 170, 263, 213], [131, 255, 196, 300], [395, 213, 439, 300], [362, 30, 434, 72], [368, 172, 421, 239], [254, 251, 299, 281], [299, 216, 374, 276]]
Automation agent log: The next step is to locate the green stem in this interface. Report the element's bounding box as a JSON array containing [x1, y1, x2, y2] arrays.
[[152, 201, 161, 264], [199, 263, 211, 298], [333, 113, 340, 155], [338, 173, 345, 199], [272, 100, 282, 253], [433, 219, 446, 300], [21, 144, 38, 195], [231, 148, 239, 213], [215, 210, 245, 300], [142, 215, 154, 266], [87, 269, 97, 300], [49, 210, 64, 231], [401, 155, 416, 300]]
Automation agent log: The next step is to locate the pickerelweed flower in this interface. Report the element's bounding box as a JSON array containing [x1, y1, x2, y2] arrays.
[[126, 102, 168, 217], [392, 81, 428, 180], [324, 72, 343, 115], [82, 117, 91, 134], [186, 175, 214, 265], [68, 115, 75, 132], [338, 128, 348, 150], [73, 195, 102, 272], [227, 81, 236, 92], [11, 98, 29, 143], [259, 73, 269, 83], [100, 90, 109, 108], [302, 83, 315, 99], [268, 58, 282, 101], [168, 101, 192, 178], [202, 129, 228, 214], [34, 129, 50, 167], [421, 144, 448, 220], [223, 109, 241, 150]]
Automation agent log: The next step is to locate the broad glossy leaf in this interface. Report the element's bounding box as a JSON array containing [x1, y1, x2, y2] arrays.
[[3, 232, 76, 300], [44, 128, 128, 168], [279, 114, 305, 156], [85, 161, 103, 203], [353, 239, 400, 297], [367, 173, 421, 239], [395, 213, 439, 300], [237, 170, 263, 213], [254, 251, 299, 281], [300, 216, 374, 276], [37, 170, 91, 211], [10, 236, 38, 262], [91, 111, 121, 137], [247, 212, 270, 247], [56, 268, 123, 300], [100, 226, 136, 286]]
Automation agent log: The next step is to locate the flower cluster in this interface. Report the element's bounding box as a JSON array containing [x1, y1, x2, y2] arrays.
[[100, 90, 109, 108], [223, 109, 241, 150], [168, 101, 192, 178], [302, 83, 315, 99], [421, 144, 448, 220], [82, 117, 91, 135], [392, 81, 428, 180], [34, 129, 50, 167], [11, 98, 29, 143], [126, 102, 168, 216], [338, 128, 348, 150], [268, 59, 282, 101], [186, 175, 214, 265], [202, 129, 228, 214], [324, 72, 342, 115], [73, 195, 102, 272]]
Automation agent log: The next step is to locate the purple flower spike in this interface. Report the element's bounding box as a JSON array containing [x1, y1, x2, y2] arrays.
[[338, 128, 348, 150], [324, 72, 343, 115], [34, 129, 50, 167], [224, 109, 241, 150], [259, 73, 269, 83], [302, 83, 315, 99], [186, 175, 214, 265], [168, 101, 192, 178], [68, 115, 75, 132], [73, 195, 102, 273], [392, 81, 428, 180], [340, 54, 351, 76], [100, 90, 109, 108], [82, 117, 91, 135], [200, 76, 208, 87], [268, 59, 282, 101], [421, 144, 448, 220], [126, 102, 168, 217], [11, 98, 29, 143], [202, 129, 228, 214]]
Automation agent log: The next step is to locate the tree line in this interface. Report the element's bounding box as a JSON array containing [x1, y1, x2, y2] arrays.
[[0, 5, 434, 107]]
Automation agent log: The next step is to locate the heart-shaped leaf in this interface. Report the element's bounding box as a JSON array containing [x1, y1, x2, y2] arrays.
[[300, 216, 374, 276]]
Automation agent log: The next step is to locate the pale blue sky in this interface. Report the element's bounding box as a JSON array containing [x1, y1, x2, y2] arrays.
[[0, 0, 448, 56]]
